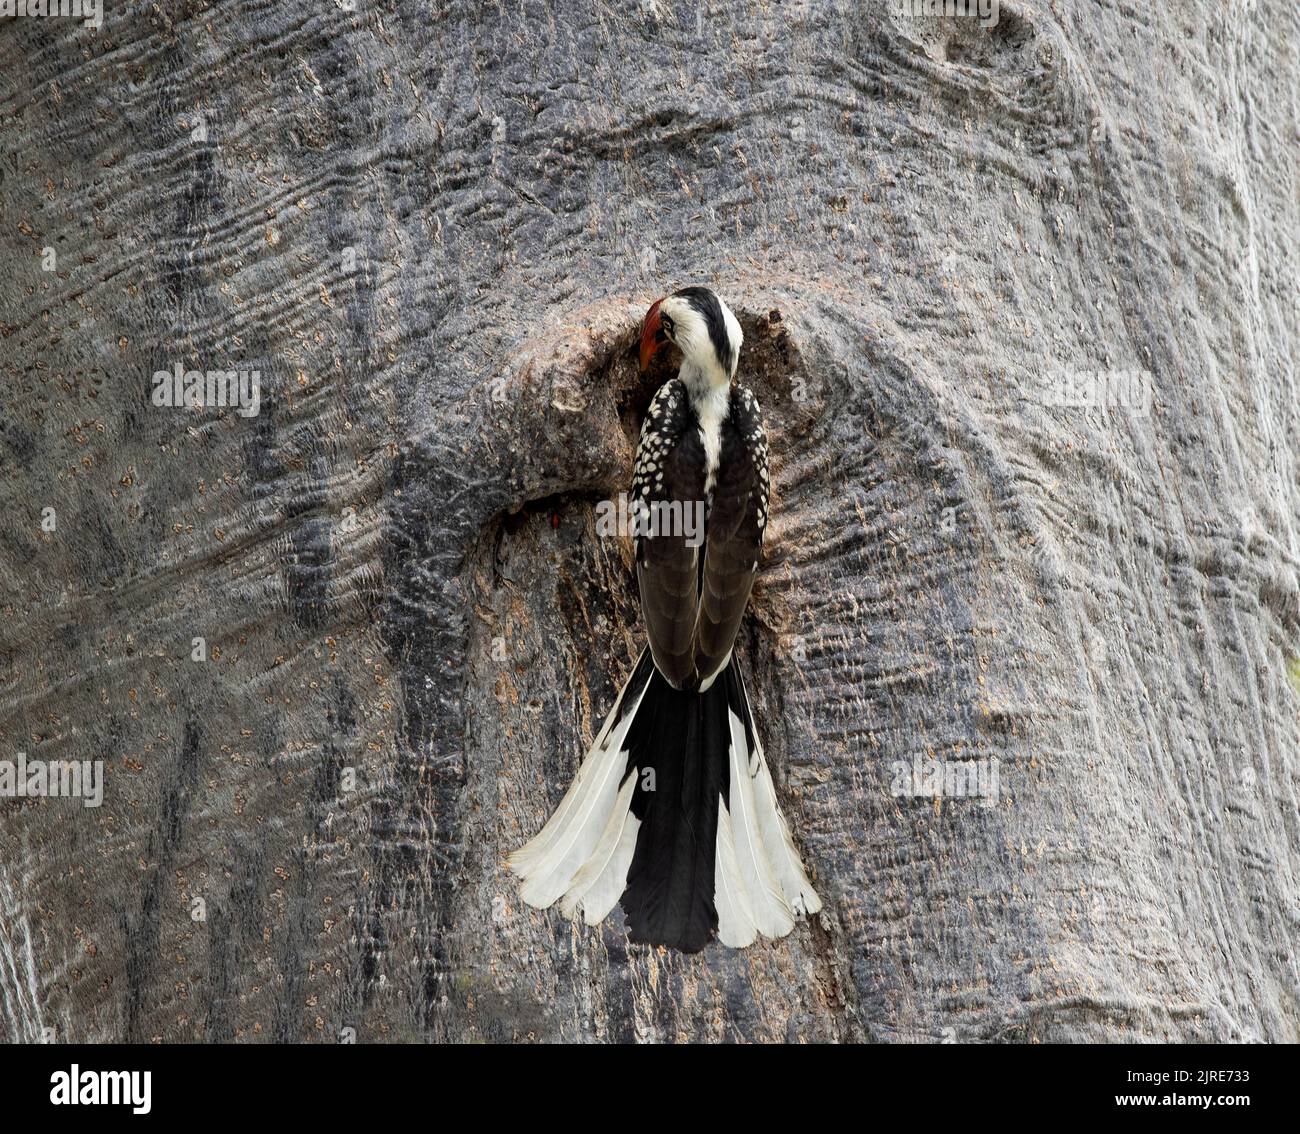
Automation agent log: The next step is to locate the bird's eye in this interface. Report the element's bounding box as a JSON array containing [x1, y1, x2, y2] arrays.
[[661, 315, 675, 336]]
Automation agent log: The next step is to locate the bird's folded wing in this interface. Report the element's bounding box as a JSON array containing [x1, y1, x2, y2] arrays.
[[694, 387, 769, 685], [632, 380, 704, 688]]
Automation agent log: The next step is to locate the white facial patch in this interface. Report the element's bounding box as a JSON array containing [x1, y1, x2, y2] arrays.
[[660, 294, 738, 393]]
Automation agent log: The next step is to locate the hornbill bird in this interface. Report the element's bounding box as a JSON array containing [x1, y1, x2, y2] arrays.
[[508, 287, 821, 952]]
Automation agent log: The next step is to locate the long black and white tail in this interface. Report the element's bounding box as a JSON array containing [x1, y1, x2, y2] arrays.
[[508, 649, 821, 952]]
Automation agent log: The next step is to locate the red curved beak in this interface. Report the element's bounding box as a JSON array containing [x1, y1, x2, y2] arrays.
[[639, 298, 667, 373]]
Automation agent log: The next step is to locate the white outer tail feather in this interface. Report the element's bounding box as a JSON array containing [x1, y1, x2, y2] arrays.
[[722, 707, 795, 938], [714, 806, 757, 947], [733, 681, 824, 921], [558, 773, 640, 925], [508, 680, 649, 909], [714, 698, 822, 946]]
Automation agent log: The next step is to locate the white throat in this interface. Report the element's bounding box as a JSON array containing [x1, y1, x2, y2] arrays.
[[690, 379, 731, 495], [657, 290, 743, 496]]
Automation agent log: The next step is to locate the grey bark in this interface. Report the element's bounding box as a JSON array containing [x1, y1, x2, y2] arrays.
[[1, 0, 1297, 1043]]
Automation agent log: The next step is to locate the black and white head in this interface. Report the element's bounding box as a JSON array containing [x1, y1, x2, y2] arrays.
[[639, 287, 743, 394]]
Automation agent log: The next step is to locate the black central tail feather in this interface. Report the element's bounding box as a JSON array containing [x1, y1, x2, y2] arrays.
[[621, 665, 732, 952]]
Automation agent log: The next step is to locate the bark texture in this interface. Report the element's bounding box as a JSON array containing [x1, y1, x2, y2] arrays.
[[1, 1, 1297, 1043]]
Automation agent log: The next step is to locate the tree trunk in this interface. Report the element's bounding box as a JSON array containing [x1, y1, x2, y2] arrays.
[[1, 1, 1296, 1043]]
